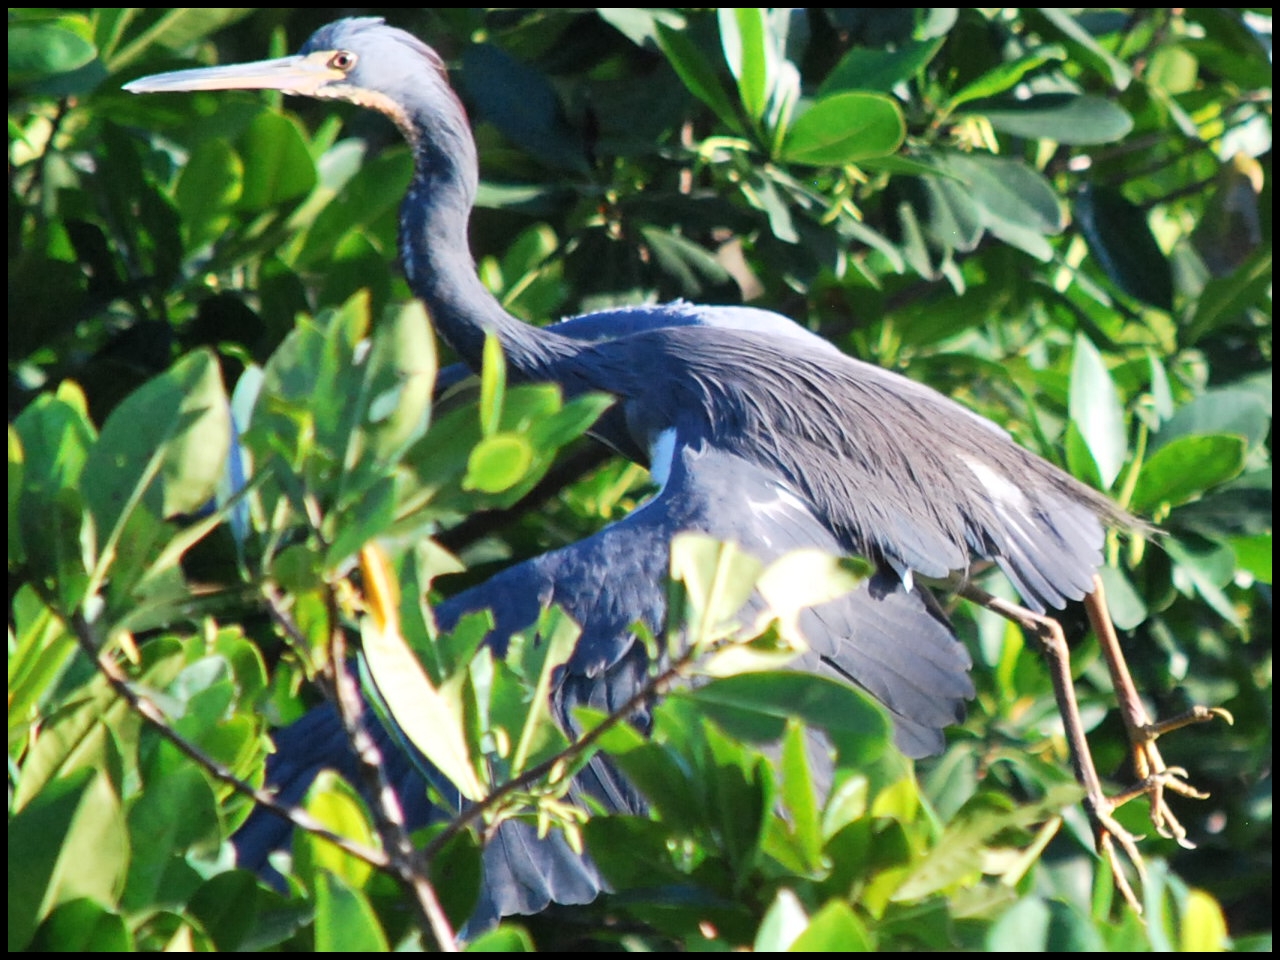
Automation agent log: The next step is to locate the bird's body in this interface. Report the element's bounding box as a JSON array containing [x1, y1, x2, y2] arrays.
[[177, 17, 1122, 608]]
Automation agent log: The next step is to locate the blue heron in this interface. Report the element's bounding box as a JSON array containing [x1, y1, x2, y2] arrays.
[[126, 16, 1223, 920]]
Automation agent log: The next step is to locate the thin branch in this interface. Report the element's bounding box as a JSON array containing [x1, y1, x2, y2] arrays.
[[419, 636, 710, 863], [67, 610, 389, 872], [263, 585, 460, 952]]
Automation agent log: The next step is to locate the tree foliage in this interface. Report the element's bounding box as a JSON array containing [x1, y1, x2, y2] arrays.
[[9, 7, 1271, 951]]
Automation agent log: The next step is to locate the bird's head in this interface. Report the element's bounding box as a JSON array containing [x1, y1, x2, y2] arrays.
[[124, 17, 463, 146]]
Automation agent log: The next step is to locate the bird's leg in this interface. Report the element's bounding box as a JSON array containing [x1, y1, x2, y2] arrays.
[[958, 583, 1147, 913], [1083, 574, 1232, 846]]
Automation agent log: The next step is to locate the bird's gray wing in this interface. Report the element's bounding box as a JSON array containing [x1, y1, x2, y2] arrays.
[[569, 325, 1130, 613]]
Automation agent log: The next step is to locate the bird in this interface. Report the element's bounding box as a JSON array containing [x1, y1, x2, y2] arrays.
[[122, 17, 1124, 608], [234, 439, 970, 932], [126, 15, 1225, 916]]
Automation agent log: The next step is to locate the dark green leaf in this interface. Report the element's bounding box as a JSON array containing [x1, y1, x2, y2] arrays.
[[656, 22, 742, 132], [9, 19, 97, 84], [969, 93, 1134, 144], [1075, 185, 1173, 310], [819, 38, 945, 96], [30, 898, 133, 951]]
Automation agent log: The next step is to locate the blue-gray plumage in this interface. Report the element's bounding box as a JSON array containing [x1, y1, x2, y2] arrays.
[[234, 440, 971, 928]]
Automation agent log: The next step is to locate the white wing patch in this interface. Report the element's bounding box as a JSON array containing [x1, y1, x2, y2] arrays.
[[647, 427, 678, 492], [963, 457, 1030, 511]]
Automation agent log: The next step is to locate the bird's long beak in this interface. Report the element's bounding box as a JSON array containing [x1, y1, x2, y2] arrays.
[[124, 51, 344, 96]]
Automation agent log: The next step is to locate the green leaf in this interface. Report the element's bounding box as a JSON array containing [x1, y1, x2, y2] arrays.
[[969, 93, 1134, 144], [296, 150, 414, 270], [655, 22, 742, 133], [107, 9, 254, 73], [986, 896, 1051, 951], [7, 768, 129, 951], [895, 786, 1080, 901], [175, 138, 243, 249], [755, 549, 869, 645], [773, 720, 823, 871], [478, 334, 506, 438], [508, 605, 580, 773], [1180, 889, 1230, 952], [1186, 248, 1272, 344], [947, 45, 1068, 108], [1068, 333, 1127, 488], [1032, 8, 1132, 89], [790, 900, 874, 951], [362, 301, 437, 464], [818, 38, 945, 96], [359, 614, 487, 802], [755, 888, 809, 951], [938, 152, 1063, 258], [1163, 537, 1241, 626], [465, 924, 536, 951], [1151, 388, 1271, 454], [1096, 566, 1148, 631], [1131, 434, 1247, 513], [683, 672, 890, 768], [1227, 533, 1272, 584], [527, 392, 612, 450], [669, 533, 764, 648], [122, 765, 220, 911], [1075, 185, 1172, 310], [313, 872, 389, 952], [8, 18, 96, 84], [463, 433, 535, 494], [82, 349, 230, 542], [7, 587, 78, 748], [30, 899, 133, 952], [237, 111, 316, 210], [719, 8, 770, 123], [293, 771, 378, 891], [780, 93, 905, 165]]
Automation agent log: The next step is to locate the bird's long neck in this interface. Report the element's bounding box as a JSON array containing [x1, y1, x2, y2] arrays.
[[396, 94, 571, 379]]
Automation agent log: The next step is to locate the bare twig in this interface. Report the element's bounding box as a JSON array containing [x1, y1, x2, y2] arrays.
[[263, 584, 460, 952], [67, 611, 389, 872]]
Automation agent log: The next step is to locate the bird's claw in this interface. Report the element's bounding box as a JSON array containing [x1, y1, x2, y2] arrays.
[[1092, 802, 1148, 915], [1116, 703, 1231, 842]]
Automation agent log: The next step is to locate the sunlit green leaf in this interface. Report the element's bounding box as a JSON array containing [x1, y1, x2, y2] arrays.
[[314, 872, 389, 952], [780, 93, 905, 165], [1131, 434, 1247, 512]]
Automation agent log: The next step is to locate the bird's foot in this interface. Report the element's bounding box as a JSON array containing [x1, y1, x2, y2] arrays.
[[1112, 706, 1234, 846]]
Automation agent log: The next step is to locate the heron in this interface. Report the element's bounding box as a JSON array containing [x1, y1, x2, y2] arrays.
[[125, 16, 1225, 913], [235, 439, 970, 931]]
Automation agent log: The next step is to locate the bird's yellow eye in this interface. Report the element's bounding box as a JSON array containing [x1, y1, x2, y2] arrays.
[[329, 50, 356, 71]]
